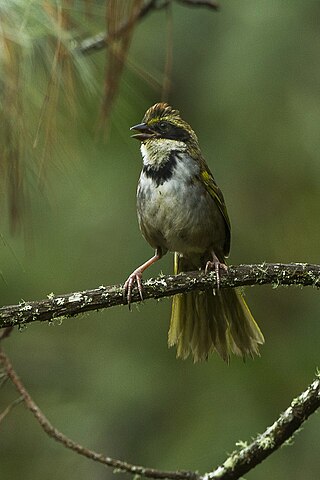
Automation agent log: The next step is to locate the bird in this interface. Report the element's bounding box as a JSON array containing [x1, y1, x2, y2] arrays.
[[124, 102, 264, 362]]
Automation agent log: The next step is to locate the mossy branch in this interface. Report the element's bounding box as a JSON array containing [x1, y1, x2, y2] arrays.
[[0, 263, 319, 329], [202, 374, 320, 480], [0, 343, 319, 480]]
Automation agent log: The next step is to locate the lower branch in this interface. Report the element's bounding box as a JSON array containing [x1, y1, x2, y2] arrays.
[[0, 347, 197, 480], [0, 263, 319, 329], [202, 374, 320, 480], [0, 346, 319, 480]]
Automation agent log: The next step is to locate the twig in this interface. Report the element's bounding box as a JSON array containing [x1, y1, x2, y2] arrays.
[[201, 374, 320, 480], [176, 0, 219, 10], [0, 348, 197, 480], [0, 326, 13, 340], [0, 396, 23, 425], [77, 0, 171, 55], [76, 0, 219, 55], [0, 263, 319, 330], [0, 347, 319, 480]]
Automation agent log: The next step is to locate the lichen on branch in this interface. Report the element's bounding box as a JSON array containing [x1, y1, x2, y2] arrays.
[[0, 263, 319, 329]]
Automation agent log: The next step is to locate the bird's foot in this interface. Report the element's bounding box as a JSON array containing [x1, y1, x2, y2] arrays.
[[205, 258, 228, 289], [123, 252, 162, 309], [123, 269, 144, 309]]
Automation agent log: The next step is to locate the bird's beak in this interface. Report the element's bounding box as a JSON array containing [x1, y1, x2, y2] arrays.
[[130, 123, 157, 141]]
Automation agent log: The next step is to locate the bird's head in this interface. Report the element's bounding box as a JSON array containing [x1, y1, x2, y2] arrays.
[[130, 103, 200, 154]]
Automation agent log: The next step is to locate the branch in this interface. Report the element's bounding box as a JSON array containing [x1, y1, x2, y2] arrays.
[[0, 346, 319, 480], [76, 0, 171, 55], [202, 374, 320, 480], [0, 263, 319, 329], [76, 0, 219, 55], [0, 396, 23, 425], [177, 0, 219, 9], [0, 347, 197, 480]]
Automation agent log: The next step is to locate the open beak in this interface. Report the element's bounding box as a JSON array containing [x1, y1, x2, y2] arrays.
[[130, 123, 157, 141]]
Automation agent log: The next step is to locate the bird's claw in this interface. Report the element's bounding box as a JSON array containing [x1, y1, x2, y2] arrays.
[[205, 260, 228, 289], [123, 270, 144, 309]]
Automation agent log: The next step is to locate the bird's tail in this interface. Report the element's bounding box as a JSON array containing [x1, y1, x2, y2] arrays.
[[168, 253, 264, 362]]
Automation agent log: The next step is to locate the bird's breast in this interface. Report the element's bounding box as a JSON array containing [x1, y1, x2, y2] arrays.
[[137, 157, 225, 255]]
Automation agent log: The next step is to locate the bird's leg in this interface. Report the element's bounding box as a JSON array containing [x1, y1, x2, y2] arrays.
[[124, 250, 162, 309], [205, 251, 228, 289]]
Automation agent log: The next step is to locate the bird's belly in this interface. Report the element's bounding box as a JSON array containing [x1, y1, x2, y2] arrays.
[[137, 177, 224, 255]]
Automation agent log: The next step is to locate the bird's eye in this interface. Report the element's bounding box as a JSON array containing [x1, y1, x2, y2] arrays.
[[159, 121, 169, 131]]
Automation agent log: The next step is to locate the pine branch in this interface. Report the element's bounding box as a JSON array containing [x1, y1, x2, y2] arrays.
[[0, 263, 319, 330], [0, 346, 319, 480], [77, 0, 171, 55], [76, 0, 219, 55]]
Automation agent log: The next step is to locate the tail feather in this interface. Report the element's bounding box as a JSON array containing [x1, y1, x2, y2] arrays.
[[168, 254, 264, 362], [175, 293, 195, 359], [192, 292, 215, 361]]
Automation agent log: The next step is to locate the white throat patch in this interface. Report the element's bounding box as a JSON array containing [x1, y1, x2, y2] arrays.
[[141, 139, 187, 167]]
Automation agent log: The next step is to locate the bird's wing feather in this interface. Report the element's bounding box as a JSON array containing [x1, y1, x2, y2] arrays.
[[199, 168, 231, 257]]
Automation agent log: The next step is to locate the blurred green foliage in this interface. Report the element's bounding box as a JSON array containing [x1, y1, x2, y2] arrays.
[[1, 2, 320, 479]]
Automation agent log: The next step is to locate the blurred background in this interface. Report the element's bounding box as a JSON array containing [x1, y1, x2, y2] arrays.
[[0, 1, 320, 479]]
